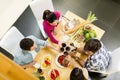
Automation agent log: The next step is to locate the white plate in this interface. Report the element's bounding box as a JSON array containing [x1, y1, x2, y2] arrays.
[[41, 54, 51, 69], [55, 53, 65, 68]]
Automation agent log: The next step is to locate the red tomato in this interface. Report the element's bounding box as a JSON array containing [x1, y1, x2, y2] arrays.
[[50, 72, 55, 79], [54, 69, 59, 76], [58, 55, 65, 65], [45, 60, 50, 65], [50, 69, 60, 80]]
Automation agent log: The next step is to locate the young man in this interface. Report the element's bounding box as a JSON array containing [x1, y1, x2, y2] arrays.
[[74, 39, 111, 71], [13, 35, 57, 69]]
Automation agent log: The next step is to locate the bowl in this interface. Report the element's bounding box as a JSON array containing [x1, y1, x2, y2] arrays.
[[56, 53, 67, 68]]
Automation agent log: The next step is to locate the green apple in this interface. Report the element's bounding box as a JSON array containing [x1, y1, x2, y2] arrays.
[[85, 33, 90, 39], [91, 30, 97, 37], [89, 32, 94, 38]]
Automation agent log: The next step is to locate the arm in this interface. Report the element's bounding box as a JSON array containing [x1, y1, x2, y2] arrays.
[[44, 26, 58, 44], [13, 52, 34, 67], [28, 35, 59, 50], [46, 41, 59, 51], [82, 68, 89, 80], [27, 35, 46, 47], [20, 61, 36, 69], [77, 47, 85, 53], [66, 55, 82, 68], [70, 54, 85, 67]]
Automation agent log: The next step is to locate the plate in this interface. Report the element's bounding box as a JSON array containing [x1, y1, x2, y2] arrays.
[[56, 53, 66, 68], [48, 69, 60, 80], [41, 54, 51, 69]]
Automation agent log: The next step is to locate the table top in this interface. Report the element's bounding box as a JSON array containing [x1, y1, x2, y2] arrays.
[[63, 11, 105, 40], [25, 11, 105, 80]]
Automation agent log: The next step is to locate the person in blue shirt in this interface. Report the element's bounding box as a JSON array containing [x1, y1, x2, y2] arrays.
[[13, 35, 57, 69]]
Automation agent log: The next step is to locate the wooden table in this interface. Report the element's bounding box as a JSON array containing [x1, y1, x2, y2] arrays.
[[25, 11, 105, 80], [62, 11, 105, 39]]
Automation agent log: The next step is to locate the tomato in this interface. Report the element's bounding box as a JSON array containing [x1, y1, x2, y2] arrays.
[[50, 69, 60, 80], [58, 55, 65, 65], [45, 60, 50, 65]]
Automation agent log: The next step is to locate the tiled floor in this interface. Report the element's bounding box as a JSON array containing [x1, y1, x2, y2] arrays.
[[52, 0, 120, 51], [14, 6, 44, 40]]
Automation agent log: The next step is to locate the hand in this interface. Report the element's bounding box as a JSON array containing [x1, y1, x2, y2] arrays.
[[54, 46, 60, 51], [46, 41, 59, 51], [58, 42, 62, 47], [70, 53, 76, 58], [21, 61, 36, 69], [53, 30, 57, 35], [30, 61, 36, 66], [77, 59, 85, 67], [65, 55, 72, 62]]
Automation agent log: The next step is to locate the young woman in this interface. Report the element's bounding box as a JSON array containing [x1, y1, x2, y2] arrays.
[[66, 55, 89, 80], [70, 67, 88, 80], [43, 10, 60, 44]]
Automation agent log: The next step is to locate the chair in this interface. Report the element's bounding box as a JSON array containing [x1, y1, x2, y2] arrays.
[[0, 26, 24, 57], [30, 0, 54, 39], [107, 47, 120, 74], [88, 47, 120, 75]]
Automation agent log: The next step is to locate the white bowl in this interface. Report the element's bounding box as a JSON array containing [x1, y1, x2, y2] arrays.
[[55, 53, 65, 68], [68, 21, 74, 29], [41, 54, 51, 69]]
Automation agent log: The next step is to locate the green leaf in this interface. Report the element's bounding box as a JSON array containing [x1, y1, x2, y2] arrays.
[[86, 11, 98, 23]]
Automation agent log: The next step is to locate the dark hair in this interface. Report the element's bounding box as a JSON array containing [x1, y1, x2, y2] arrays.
[[84, 39, 101, 53], [20, 38, 34, 50], [70, 67, 85, 80], [43, 9, 57, 23]]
